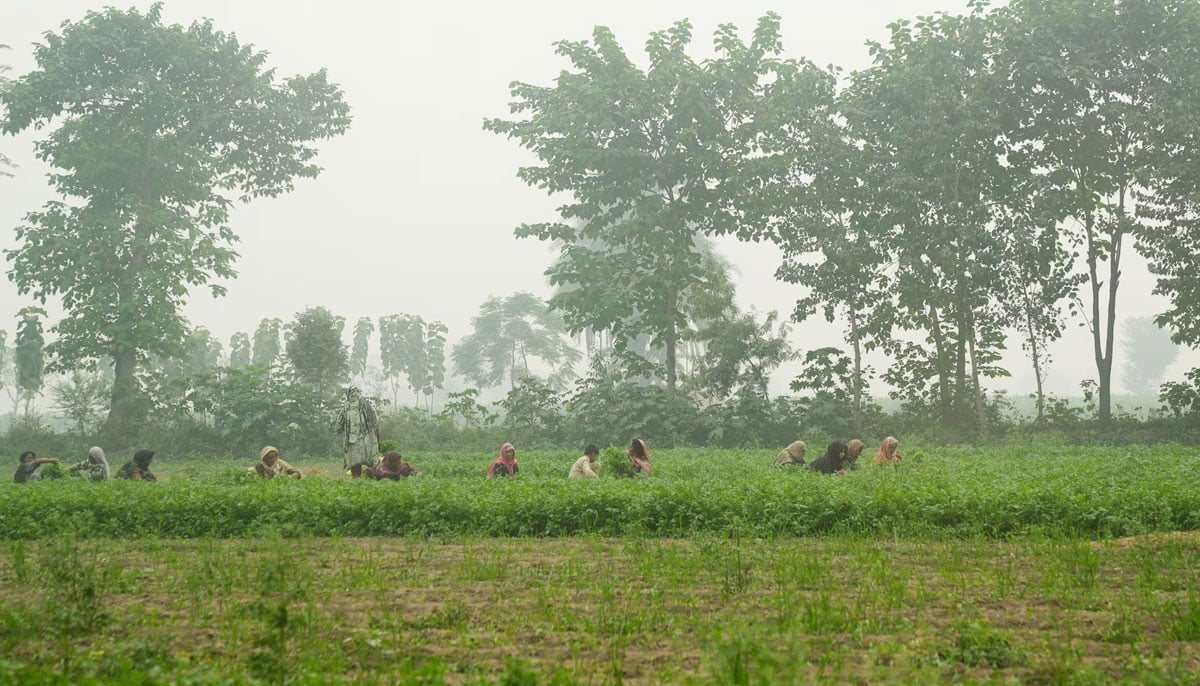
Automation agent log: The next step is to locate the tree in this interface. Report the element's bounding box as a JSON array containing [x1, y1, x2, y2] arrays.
[[452, 292, 580, 391], [252, 318, 284, 367], [0, 44, 13, 178], [992, 0, 1186, 425], [378, 314, 447, 409], [228, 332, 251, 369], [350, 317, 374, 379], [847, 8, 1014, 431], [1120, 316, 1179, 395], [285, 306, 348, 393], [13, 306, 46, 416], [51, 371, 110, 433], [691, 309, 794, 401], [0, 5, 351, 436], [485, 14, 830, 390]]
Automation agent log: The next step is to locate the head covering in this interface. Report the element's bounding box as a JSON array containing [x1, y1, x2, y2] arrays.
[[133, 449, 155, 467], [384, 450, 403, 464], [846, 439, 864, 462], [628, 438, 652, 475], [823, 441, 847, 463], [261, 446, 280, 461], [19, 451, 35, 463], [773, 440, 806, 467], [487, 442, 518, 478], [87, 446, 110, 479], [874, 437, 901, 465]]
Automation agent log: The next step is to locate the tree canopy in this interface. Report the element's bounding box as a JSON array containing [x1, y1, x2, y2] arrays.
[[0, 4, 350, 436]]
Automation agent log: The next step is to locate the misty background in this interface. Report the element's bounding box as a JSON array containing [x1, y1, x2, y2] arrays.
[[1, 0, 1194, 410]]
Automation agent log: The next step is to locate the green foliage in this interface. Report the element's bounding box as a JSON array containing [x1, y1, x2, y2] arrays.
[[692, 309, 794, 402], [452, 293, 580, 391], [378, 313, 447, 406], [180, 364, 337, 457], [252, 318, 283, 367], [938, 620, 1024, 668], [349, 316, 374, 378], [486, 15, 828, 390], [600, 446, 635, 478], [0, 5, 350, 433], [227, 331, 251, 369], [285, 306, 349, 392], [12, 307, 46, 414], [439, 389, 497, 429], [4, 445, 1198, 539], [498, 377, 565, 447]]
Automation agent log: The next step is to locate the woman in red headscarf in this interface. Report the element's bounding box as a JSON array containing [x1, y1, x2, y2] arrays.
[[487, 442, 519, 478], [873, 436, 902, 465], [627, 438, 652, 477]]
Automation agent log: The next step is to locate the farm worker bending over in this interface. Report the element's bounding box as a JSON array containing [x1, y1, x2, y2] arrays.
[[808, 441, 848, 475], [627, 438, 652, 477], [251, 446, 302, 479], [844, 439, 864, 471], [117, 450, 157, 481], [488, 443, 519, 478], [13, 451, 58, 483], [569, 444, 601, 479], [874, 437, 902, 465], [368, 451, 420, 479], [772, 441, 806, 468], [336, 386, 381, 478], [67, 446, 110, 481]]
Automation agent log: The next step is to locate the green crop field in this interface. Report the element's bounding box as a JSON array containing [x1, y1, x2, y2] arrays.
[[2, 446, 1198, 683]]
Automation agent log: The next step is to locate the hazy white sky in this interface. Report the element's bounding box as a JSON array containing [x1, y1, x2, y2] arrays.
[[1, 1, 1194, 403]]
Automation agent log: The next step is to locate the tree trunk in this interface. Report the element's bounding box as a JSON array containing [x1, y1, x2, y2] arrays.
[[1021, 288, 1047, 423], [103, 347, 138, 438], [665, 289, 679, 391], [967, 319, 985, 431], [929, 304, 952, 424], [848, 305, 864, 434]]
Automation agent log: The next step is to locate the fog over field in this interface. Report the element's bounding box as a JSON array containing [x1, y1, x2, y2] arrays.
[[1, 0, 1194, 404]]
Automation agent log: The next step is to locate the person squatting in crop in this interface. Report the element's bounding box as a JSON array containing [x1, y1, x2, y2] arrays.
[[874, 436, 902, 465], [772, 441, 807, 468], [116, 449, 158, 481], [627, 438, 652, 477], [13, 451, 59, 483], [808, 441, 849, 475], [250, 445, 302, 479], [368, 451, 420, 479], [67, 446, 110, 481], [569, 444, 601, 479], [487, 442, 519, 478], [336, 386, 382, 478], [844, 439, 864, 471]]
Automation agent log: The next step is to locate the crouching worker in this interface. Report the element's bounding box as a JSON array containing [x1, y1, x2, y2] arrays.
[[627, 438, 652, 477], [368, 451, 420, 480], [808, 441, 848, 475], [14, 451, 58, 483], [772, 441, 807, 468], [569, 444, 601, 479], [68, 446, 110, 482], [250, 446, 302, 479], [117, 450, 158, 481]]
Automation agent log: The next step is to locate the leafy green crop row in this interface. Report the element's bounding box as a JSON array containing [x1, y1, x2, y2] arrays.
[[2, 446, 1197, 539]]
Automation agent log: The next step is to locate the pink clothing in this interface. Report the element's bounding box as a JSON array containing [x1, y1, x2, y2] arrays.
[[873, 437, 902, 465], [487, 442, 519, 478]]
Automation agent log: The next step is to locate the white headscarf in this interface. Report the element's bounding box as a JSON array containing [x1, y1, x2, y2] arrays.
[[87, 446, 110, 479]]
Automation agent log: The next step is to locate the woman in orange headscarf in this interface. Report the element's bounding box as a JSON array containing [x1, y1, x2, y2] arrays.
[[873, 436, 901, 465], [627, 438, 652, 477], [487, 442, 519, 478]]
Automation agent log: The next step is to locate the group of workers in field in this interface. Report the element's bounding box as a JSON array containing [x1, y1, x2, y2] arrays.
[[14, 385, 900, 484], [772, 436, 902, 474], [13, 446, 157, 484]]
